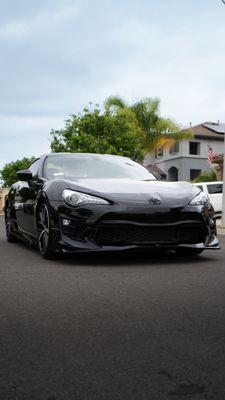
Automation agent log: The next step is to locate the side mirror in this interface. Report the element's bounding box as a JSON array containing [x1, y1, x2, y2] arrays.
[[17, 169, 33, 181], [34, 178, 47, 188]]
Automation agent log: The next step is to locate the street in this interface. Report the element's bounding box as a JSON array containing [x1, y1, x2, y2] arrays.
[[0, 216, 225, 400]]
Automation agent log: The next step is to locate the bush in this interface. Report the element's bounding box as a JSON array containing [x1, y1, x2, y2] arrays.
[[192, 168, 217, 183]]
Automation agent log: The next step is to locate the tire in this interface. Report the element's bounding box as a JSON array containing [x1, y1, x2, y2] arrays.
[[5, 203, 18, 243], [37, 201, 56, 259], [175, 248, 204, 257]]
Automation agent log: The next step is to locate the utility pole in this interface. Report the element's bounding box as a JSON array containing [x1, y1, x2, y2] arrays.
[[222, 128, 225, 225], [220, 1, 225, 225]]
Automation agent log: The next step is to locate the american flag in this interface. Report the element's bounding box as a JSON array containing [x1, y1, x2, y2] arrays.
[[207, 148, 218, 166]]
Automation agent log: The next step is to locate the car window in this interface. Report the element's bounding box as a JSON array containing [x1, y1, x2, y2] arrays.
[[196, 185, 203, 191], [43, 155, 156, 181], [207, 184, 223, 194], [29, 159, 40, 179]]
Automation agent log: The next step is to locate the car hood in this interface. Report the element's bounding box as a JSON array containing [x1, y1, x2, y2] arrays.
[[66, 179, 198, 208]]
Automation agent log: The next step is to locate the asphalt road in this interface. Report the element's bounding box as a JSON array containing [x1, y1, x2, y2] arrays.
[[1, 216, 225, 400]]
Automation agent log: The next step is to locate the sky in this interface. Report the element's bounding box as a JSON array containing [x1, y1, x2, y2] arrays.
[[1, 0, 225, 167]]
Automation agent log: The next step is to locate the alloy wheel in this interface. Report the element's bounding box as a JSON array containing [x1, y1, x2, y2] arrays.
[[38, 203, 50, 255], [5, 205, 17, 242]]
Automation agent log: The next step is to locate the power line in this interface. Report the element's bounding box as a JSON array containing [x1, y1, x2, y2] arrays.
[[221, 0, 225, 4]]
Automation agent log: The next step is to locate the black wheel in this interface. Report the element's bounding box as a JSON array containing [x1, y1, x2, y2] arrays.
[[5, 203, 18, 243], [175, 248, 204, 257], [37, 202, 55, 259]]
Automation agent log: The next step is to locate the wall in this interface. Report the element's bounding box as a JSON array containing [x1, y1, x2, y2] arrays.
[[144, 137, 224, 181], [152, 138, 224, 164], [181, 138, 223, 159]]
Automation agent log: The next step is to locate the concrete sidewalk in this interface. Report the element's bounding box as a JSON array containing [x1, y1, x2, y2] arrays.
[[216, 219, 225, 235]]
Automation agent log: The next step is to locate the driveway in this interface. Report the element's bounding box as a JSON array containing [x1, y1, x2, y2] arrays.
[[0, 216, 225, 399]]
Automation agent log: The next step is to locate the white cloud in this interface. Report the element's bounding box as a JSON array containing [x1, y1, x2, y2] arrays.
[[97, 16, 225, 126], [0, 4, 79, 41], [1, 0, 225, 167], [0, 116, 64, 168], [0, 21, 29, 40]]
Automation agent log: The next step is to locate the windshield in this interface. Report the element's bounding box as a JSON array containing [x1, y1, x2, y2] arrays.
[[44, 154, 156, 181]]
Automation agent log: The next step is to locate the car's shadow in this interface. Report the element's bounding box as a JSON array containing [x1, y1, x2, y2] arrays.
[[51, 247, 217, 268], [65, 251, 215, 266], [11, 239, 218, 267]]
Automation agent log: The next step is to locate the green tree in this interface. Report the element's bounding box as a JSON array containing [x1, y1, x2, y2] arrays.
[[50, 97, 193, 162], [0, 157, 35, 187], [105, 96, 192, 152], [50, 104, 145, 161]]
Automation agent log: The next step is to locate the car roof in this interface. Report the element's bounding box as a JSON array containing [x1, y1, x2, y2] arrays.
[[40, 152, 132, 161], [193, 181, 223, 185]]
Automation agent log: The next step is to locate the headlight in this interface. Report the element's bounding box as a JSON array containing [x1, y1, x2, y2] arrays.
[[189, 189, 210, 207], [62, 189, 110, 207]]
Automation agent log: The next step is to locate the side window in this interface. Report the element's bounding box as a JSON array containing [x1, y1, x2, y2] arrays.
[[207, 184, 223, 194], [29, 159, 40, 179], [197, 185, 203, 191]]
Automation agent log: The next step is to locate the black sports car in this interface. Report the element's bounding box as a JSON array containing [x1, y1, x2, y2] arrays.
[[5, 153, 220, 258]]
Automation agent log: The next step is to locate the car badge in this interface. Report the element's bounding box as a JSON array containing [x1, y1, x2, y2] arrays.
[[149, 198, 161, 205]]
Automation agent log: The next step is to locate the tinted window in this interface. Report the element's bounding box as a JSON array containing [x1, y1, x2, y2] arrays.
[[197, 185, 203, 191], [44, 155, 156, 181], [207, 184, 223, 194], [29, 159, 40, 179]]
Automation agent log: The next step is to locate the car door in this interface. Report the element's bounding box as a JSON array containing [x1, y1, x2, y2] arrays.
[[15, 159, 41, 235], [206, 183, 223, 213]]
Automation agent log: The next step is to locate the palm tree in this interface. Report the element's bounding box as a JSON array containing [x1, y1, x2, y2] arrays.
[[105, 96, 192, 155]]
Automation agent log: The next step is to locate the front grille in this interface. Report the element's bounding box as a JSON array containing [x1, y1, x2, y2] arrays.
[[100, 211, 202, 224], [94, 223, 205, 246], [95, 225, 178, 245]]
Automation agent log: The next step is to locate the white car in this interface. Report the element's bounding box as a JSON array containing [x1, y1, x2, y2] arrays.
[[193, 181, 223, 217]]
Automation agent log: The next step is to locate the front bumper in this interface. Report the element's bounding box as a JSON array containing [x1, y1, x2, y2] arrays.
[[59, 233, 220, 254], [51, 202, 220, 253]]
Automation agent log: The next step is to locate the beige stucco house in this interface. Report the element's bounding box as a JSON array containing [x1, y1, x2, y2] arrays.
[[213, 154, 224, 180], [0, 188, 8, 213]]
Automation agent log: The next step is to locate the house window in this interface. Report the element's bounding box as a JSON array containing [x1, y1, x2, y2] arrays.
[[190, 169, 201, 180], [155, 147, 163, 158], [169, 142, 179, 154], [189, 142, 200, 155]]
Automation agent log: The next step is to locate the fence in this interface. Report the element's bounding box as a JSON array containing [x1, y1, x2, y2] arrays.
[[0, 188, 9, 213]]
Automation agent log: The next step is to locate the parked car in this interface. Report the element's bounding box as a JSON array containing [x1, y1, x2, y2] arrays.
[[4, 153, 219, 258], [193, 181, 223, 217]]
